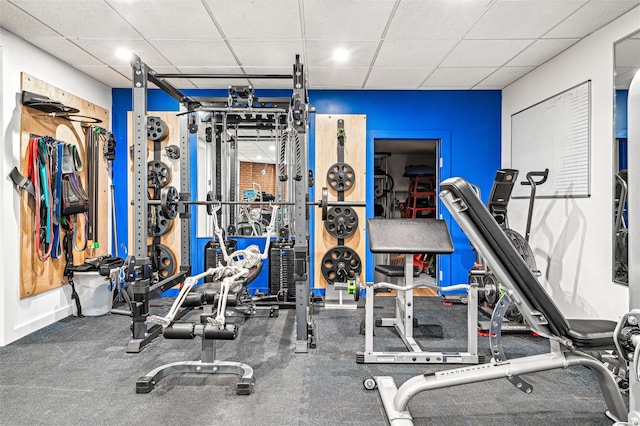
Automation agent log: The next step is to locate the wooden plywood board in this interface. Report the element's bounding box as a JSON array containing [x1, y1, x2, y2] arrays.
[[314, 114, 367, 289], [19, 73, 110, 298], [127, 112, 182, 274]]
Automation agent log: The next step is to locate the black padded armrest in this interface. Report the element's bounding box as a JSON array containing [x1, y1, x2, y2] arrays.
[[368, 218, 454, 254], [375, 264, 420, 277]]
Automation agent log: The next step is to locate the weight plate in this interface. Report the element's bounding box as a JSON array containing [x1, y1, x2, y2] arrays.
[[321, 246, 362, 284], [147, 116, 169, 141], [148, 207, 172, 237], [327, 162, 355, 192], [321, 187, 328, 221], [161, 186, 179, 220], [483, 275, 499, 305], [165, 144, 180, 159], [324, 206, 358, 239], [148, 243, 176, 279], [148, 160, 171, 188]]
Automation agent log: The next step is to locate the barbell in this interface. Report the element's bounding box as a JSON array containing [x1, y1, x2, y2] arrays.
[[149, 186, 364, 221]]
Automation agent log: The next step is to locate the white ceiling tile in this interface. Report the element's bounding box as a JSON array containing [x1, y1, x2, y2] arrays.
[[466, 1, 586, 40], [24, 37, 104, 66], [374, 39, 457, 68], [75, 65, 130, 88], [9, 0, 141, 39], [242, 67, 297, 89], [112, 65, 199, 89], [386, 0, 493, 40], [475, 66, 535, 88], [203, 0, 302, 40], [544, 1, 640, 39], [308, 67, 369, 88], [73, 39, 171, 68], [0, 0, 60, 37], [421, 67, 496, 89], [105, 0, 221, 40], [507, 38, 579, 67], [174, 66, 249, 89], [306, 41, 379, 68], [304, 0, 396, 41], [228, 40, 303, 67], [441, 40, 534, 67], [149, 40, 237, 67], [365, 68, 432, 89]]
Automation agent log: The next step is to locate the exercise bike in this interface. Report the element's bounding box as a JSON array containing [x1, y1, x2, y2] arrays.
[[473, 168, 548, 333]]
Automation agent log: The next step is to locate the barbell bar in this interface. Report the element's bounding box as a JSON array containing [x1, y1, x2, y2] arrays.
[[147, 185, 364, 221]]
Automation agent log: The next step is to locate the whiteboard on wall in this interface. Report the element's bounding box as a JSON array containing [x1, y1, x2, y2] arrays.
[[511, 81, 591, 198]]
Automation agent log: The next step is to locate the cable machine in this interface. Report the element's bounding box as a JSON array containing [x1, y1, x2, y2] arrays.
[[125, 54, 315, 353]]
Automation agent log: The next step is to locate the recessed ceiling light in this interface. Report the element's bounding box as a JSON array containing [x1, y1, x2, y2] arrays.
[[332, 48, 349, 63], [269, 145, 276, 151], [115, 48, 132, 61], [256, 155, 262, 160]]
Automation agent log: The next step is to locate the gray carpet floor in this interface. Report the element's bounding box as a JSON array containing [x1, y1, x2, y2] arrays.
[[0, 296, 626, 425]]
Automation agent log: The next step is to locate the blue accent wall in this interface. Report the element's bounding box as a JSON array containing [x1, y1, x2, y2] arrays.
[[111, 88, 501, 293]]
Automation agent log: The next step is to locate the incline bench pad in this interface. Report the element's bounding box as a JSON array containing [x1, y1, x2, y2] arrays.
[[368, 218, 454, 254]]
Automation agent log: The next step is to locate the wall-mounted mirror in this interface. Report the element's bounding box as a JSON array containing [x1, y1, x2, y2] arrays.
[[196, 113, 291, 238], [613, 31, 640, 285]]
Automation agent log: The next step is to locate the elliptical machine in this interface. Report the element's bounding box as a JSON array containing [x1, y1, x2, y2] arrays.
[[472, 168, 548, 332]]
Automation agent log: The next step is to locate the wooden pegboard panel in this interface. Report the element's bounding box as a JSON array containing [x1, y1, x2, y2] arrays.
[[314, 114, 367, 289], [19, 73, 110, 298], [127, 112, 182, 274]]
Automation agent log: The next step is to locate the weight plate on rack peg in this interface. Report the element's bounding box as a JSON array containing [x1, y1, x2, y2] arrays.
[[148, 160, 171, 188], [324, 206, 358, 238], [321, 246, 362, 284], [327, 162, 355, 192], [147, 116, 169, 141], [148, 243, 176, 279]]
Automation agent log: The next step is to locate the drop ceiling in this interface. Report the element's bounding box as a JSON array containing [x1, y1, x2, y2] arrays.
[[2, 0, 639, 91], [2, 0, 639, 164]]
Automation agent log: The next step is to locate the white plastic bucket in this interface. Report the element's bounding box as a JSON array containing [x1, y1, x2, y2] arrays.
[[73, 271, 113, 316]]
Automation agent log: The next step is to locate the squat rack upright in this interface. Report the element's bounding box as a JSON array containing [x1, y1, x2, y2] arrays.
[[127, 54, 315, 354]]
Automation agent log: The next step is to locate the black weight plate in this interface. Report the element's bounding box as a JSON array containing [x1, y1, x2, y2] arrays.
[[324, 206, 358, 239], [148, 160, 171, 188], [161, 186, 179, 220], [147, 116, 169, 141], [327, 162, 355, 192], [321, 246, 362, 284], [148, 244, 176, 279], [148, 207, 172, 237]]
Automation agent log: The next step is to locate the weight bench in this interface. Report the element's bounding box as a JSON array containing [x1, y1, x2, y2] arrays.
[[357, 218, 480, 365], [136, 263, 276, 395], [366, 177, 627, 425]]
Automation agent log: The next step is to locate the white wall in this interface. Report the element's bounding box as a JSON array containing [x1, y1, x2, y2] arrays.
[[0, 29, 111, 346], [502, 7, 640, 320]]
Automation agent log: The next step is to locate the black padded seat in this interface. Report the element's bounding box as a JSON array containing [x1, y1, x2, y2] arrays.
[[566, 319, 616, 348], [183, 262, 264, 307], [375, 264, 420, 278]]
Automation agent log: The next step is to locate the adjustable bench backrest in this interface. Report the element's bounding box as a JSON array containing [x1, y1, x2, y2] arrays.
[[439, 177, 570, 338]]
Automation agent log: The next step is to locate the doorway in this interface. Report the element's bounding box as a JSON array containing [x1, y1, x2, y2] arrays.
[[373, 139, 440, 285]]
